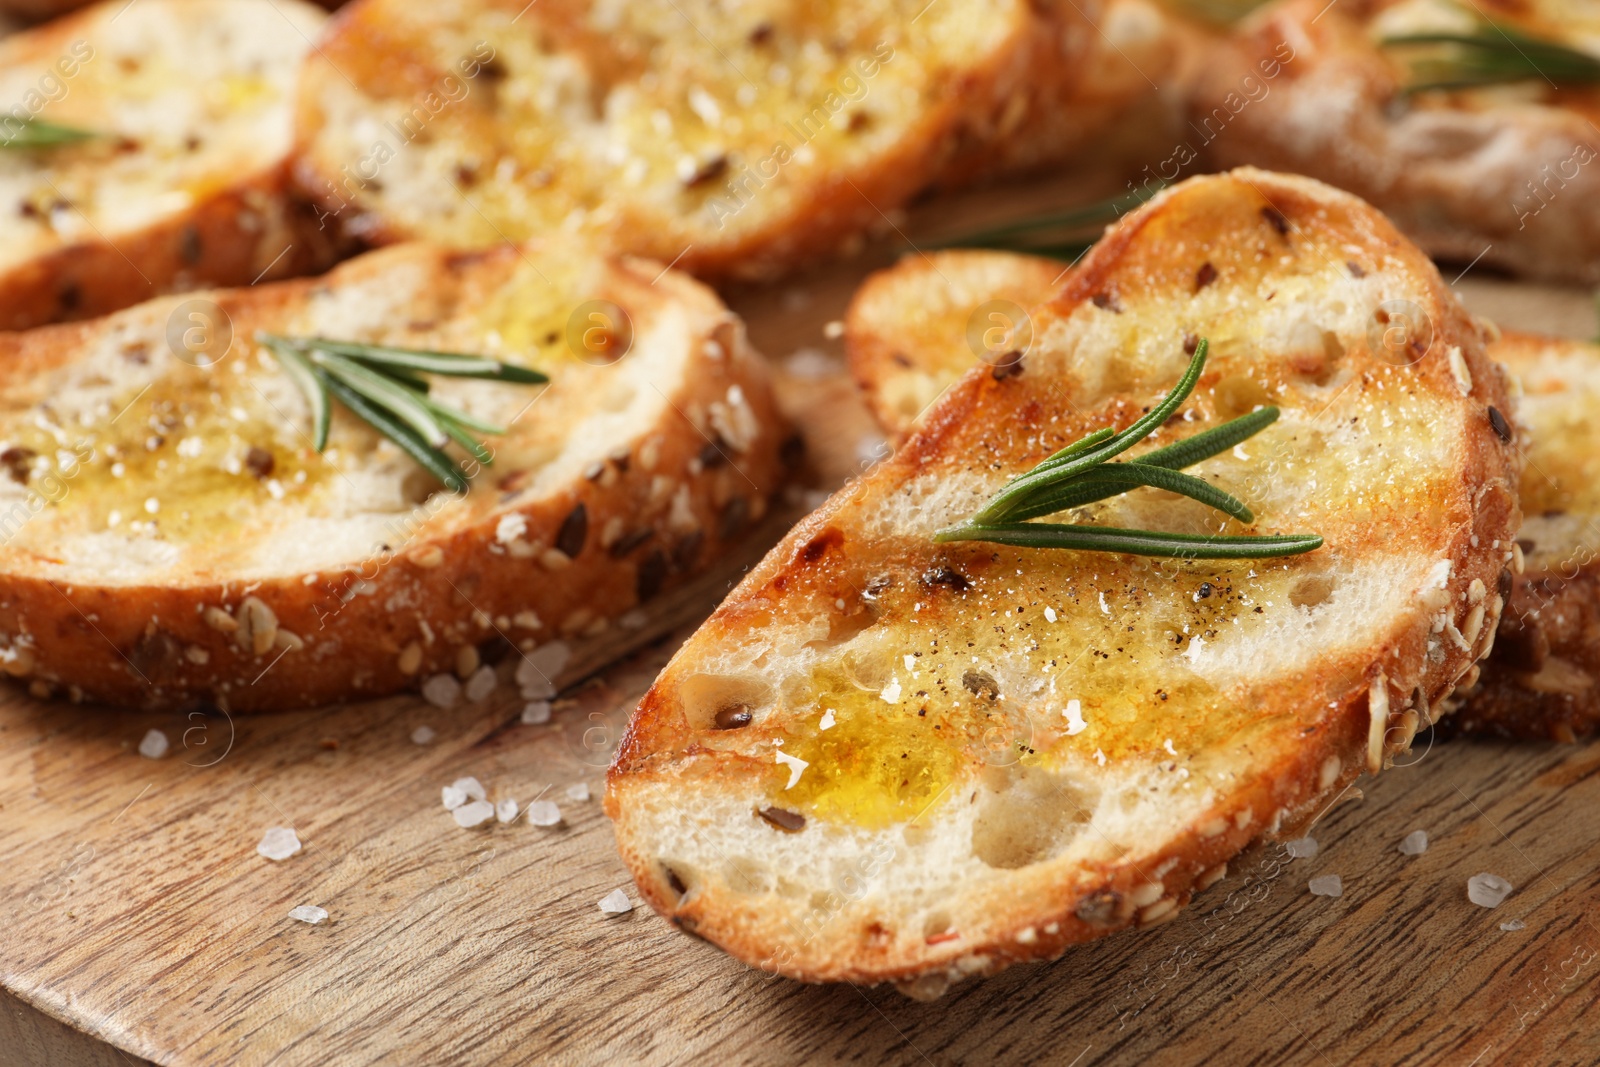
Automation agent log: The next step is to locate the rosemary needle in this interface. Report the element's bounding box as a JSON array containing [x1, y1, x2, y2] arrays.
[[1, 118, 98, 149], [938, 337, 1323, 559], [1382, 23, 1600, 93], [256, 331, 543, 490]]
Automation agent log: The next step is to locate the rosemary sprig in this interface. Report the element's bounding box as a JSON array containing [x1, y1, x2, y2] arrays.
[[256, 332, 547, 492], [2, 118, 98, 148], [936, 338, 1324, 559], [937, 183, 1167, 259], [1381, 23, 1600, 93]]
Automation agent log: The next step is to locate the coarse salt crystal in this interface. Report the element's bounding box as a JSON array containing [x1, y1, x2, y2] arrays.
[[566, 783, 590, 802], [138, 728, 169, 759], [1398, 830, 1429, 855], [422, 673, 461, 708], [880, 677, 902, 704], [464, 665, 497, 703], [527, 800, 562, 827], [521, 701, 552, 725], [453, 800, 495, 828], [496, 798, 519, 823], [1286, 837, 1318, 859], [257, 826, 301, 861], [411, 725, 436, 745], [598, 888, 633, 915], [288, 905, 327, 925], [1044, 607, 1057, 623], [1063, 700, 1086, 736], [1308, 874, 1343, 898], [1500, 919, 1526, 931], [441, 785, 468, 810], [452, 777, 486, 802], [515, 641, 570, 696], [1467, 872, 1513, 908]]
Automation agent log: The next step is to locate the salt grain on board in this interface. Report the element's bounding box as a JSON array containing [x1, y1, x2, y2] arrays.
[[527, 800, 562, 827], [1308, 874, 1343, 898], [1467, 873, 1513, 908], [138, 729, 169, 759], [1398, 830, 1428, 855], [566, 783, 590, 803], [1286, 837, 1318, 859], [411, 725, 436, 745], [496, 799, 519, 823], [521, 701, 552, 725], [453, 800, 495, 828], [464, 665, 498, 703], [441, 785, 468, 811], [1500, 919, 1526, 931], [257, 827, 301, 861], [598, 888, 633, 915], [422, 673, 461, 708], [288, 905, 328, 925]]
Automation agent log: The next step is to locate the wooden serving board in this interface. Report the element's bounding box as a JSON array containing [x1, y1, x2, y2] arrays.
[[3, 168, 1600, 1067]]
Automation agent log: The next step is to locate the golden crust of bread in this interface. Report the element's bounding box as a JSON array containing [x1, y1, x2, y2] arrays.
[[0, 0, 342, 330], [292, 0, 1169, 282], [607, 169, 1521, 991], [1448, 330, 1600, 742], [1193, 0, 1600, 284], [846, 249, 1064, 436], [0, 243, 789, 712]]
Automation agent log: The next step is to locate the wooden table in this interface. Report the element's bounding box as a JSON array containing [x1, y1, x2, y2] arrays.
[[2, 169, 1599, 1066]]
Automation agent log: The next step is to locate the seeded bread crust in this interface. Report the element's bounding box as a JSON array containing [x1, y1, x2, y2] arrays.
[[607, 169, 1521, 994], [292, 0, 1164, 283], [1448, 330, 1600, 742], [1193, 0, 1600, 284], [0, 0, 341, 330], [0, 243, 788, 712]]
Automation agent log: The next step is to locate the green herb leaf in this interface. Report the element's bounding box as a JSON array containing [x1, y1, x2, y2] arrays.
[[320, 371, 468, 493], [269, 335, 547, 382], [1382, 24, 1600, 92], [2, 118, 98, 149], [254, 331, 543, 489], [944, 337, 1322, 560], [259, 334, 332, 451], [974, 338, 1210, 523], [933, 522, 1324, 559]]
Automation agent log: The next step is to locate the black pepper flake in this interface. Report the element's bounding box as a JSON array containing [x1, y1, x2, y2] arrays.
[[1346, 261, 1367, 278], [758, 807, 805, 832], [1261, 205, 1290, 235], [0, 446, 36, 484], [245, 446, 274, 479], [1195, 262, 1217, 291], [714, 704, 752, 729], [921, 566, 970, 592], [557, 503, 588, 558], [1196, 582, 1213, 599], [1182, 333, 1200, 355], [1091, 292, 1121, 313], [1487, 406, 1512, 442]]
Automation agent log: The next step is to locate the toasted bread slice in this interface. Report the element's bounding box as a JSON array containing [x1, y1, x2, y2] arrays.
[[846, 250, 1065, 436], [1449, 330, 1600, 741], [0, 242, 788, 712], [607, 168, 1521, 993], [292, 0, 1163, 282], [854, 258, 1600, 746], [0, 0, 341, 331], [1193, 0, 1600, 284]]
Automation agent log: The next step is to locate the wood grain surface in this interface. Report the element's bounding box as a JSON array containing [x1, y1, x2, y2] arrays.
[[2, 166, 1600, 1067]]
